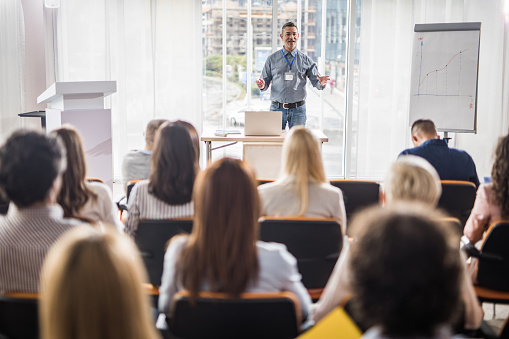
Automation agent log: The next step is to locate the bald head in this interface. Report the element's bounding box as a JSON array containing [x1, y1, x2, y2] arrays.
[[411, 119, 437, 147]]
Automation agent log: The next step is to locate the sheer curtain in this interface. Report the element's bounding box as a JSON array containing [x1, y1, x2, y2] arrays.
[[0, 0, 24, 144], [55, 0, 202, 180], [353, 0, 509, 180]]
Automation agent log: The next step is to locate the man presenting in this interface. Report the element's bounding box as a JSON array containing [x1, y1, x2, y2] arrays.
[[399, 119, 480, 188], [257, 21, 329, 130]]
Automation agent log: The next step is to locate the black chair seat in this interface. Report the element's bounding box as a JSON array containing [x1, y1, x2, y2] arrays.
[[0, 295, 39, 339], [169, 291, 300, 339], [259, 217, 343, 290]]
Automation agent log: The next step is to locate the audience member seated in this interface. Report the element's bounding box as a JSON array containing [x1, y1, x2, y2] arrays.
[[0, 130, 83, 293], [52, 125, 124, 231], [382, 155, 442, 206], [313, 156, 483, 330], [40, 227, 160, 339], [122, 118, 167, 193], [258, 126, 346, 233], [348, 205, 463, 339], [399, 119, 480, 187], [125, 121, 199, 236], [158, 158, 311, 321], [464, 133, 509, 244]]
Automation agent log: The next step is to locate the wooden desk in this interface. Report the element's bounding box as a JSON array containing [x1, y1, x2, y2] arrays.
[[201, 130, 328, 164]]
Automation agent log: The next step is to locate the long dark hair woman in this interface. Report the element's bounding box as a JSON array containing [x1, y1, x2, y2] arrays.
[[158, 158, 311, 320], [52, 125, 124, 231], [124, 120, 199, 236], [464, 133, 509, 243]]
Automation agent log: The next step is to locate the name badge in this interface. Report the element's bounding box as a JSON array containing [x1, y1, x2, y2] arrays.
[[285, 72, 294, 81]]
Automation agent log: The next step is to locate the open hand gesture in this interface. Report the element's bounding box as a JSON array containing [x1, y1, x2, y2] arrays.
[[318, 75, 330, 87]]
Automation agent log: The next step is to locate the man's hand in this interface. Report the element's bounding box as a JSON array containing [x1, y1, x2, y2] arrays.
[[256, 78, 265, 90], [318, 75, 330, 87]]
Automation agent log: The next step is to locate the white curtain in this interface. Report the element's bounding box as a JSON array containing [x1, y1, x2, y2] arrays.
[[55, 0, 202, 180], [0, 0, 24, 144], [353, 0, 509, 180]]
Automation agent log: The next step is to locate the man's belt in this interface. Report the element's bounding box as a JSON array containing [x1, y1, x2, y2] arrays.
[[272, 100, 305, 109]]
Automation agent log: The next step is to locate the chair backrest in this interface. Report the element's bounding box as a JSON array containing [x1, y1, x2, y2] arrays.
[[126, 180, 142, 203], [169, 291, 300, 339], [257, 178, 275, 186], [258, 217, 343, 289], [135, 218, 193, 286], [0, 203, 8, 216], [0, 294, 39, 339], [86, 177, 104, 184], [328, 180, 380, 223], [477, 221, 509, 291], [437, 180, 477, 228]]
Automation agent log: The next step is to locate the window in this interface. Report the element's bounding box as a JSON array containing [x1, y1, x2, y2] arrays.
[[202, 0, 360, 177]]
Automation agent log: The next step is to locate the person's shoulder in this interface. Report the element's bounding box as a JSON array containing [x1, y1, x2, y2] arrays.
[[478, 183, 493, 196], [56, 216, 87, 229], [449, 146, 474, 159], [297, 49, 312, 59], [258, 180, 280, 189], [130, 179, 150, 197], [266, 49, 282, 61], [257, 180, 286, 195], [257, 241, 295, 263], [86, 181, 112, 196], [400, 146, 423, 156], [317, 181, 341, 193], [167, 234, 189, 253]]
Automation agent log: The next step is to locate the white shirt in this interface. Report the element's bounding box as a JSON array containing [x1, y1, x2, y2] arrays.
[[258, 180, 347, 235], [77, 181, 124, 232], [158, 236, 312, 320]]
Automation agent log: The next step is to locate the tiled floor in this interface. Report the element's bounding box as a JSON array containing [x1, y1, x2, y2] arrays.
[[483, 303, 509, 335]]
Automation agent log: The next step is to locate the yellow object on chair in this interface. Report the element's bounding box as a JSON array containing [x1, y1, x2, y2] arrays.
[[298, 307, 361, 339]]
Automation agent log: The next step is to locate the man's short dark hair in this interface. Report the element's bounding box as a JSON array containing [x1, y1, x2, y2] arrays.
[[282, 21, 298, 34], [411, 119, 437, 137], [349, 205, 462, 337], [0, 130, 65, 207]]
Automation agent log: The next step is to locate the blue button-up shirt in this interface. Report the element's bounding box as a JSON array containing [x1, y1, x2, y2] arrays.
[[260, 48, 325, 104], [399, 139, 480, 188]]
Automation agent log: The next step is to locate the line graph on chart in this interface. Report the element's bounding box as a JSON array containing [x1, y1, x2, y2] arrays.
[[417, 44, 471, 98], [409, 29, 480, 131]]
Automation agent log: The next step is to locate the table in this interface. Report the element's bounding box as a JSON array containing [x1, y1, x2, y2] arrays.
[[201, 129, 328, 164]]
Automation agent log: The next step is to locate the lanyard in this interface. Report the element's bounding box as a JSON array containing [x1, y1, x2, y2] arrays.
[[282, 49, 297, 70]]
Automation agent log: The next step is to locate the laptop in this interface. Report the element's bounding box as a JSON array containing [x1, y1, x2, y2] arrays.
[[244, 111, 282, 136]]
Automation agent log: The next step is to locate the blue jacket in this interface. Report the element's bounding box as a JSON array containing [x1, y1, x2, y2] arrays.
[[399, 139, 480, 188]]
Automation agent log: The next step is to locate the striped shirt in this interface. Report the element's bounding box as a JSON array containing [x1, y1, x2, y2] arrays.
[[124, 180, 194, 236], [0, 204, 83, 293]]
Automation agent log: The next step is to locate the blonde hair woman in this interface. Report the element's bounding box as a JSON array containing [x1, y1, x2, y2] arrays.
[[158, 158, 311, 320], [383, 155, 442, 206], [258, 126, 346, 232], [313, 156, 483, 331], [40, 227, 160, 339]]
